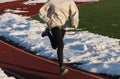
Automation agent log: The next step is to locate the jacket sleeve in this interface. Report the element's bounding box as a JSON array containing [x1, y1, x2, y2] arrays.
[[69, 1, 79, 29], [39, 1, 51, 23]]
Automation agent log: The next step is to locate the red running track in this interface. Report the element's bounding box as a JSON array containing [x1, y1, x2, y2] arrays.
[[0, 0, 44, 16], [0, 40, 108, 79]]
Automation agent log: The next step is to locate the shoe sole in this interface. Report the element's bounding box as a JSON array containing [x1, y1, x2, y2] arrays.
[[61, 69, 69, 75]]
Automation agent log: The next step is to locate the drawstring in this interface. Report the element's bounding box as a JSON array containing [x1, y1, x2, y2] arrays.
[[67, 28, 80, 35]]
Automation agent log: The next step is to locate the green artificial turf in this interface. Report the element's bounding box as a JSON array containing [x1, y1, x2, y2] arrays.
[[78, 0, 120, 39]]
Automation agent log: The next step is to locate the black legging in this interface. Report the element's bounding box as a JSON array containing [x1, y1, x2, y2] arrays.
[[47, 27, 66, 68]]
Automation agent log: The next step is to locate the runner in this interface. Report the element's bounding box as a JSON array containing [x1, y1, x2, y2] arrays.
[[39, 0, 79, 75]]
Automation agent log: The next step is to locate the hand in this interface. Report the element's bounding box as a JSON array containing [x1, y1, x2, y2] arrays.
[[72, 25, 77, 29], [47, 20, 53, 26]]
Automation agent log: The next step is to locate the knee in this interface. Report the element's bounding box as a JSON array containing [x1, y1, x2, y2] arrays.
[[52, 46, 58, 49]]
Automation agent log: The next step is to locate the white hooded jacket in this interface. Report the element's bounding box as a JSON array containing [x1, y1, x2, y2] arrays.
[[39, 0, 79, 29]]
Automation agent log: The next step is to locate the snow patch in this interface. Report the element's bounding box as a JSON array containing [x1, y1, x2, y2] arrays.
[[4, 9, 29, 13], [0, 13, 120, 76]]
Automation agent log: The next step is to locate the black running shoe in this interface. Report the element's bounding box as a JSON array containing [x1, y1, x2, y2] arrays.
[[41, 28, 50, 37]]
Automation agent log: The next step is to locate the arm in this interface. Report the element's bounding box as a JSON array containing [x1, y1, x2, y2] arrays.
[[69, 2, 79, 29], [39, 1, 51, 24]]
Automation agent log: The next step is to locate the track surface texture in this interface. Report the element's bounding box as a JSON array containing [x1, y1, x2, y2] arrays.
[[0, 40, 108, 79]]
